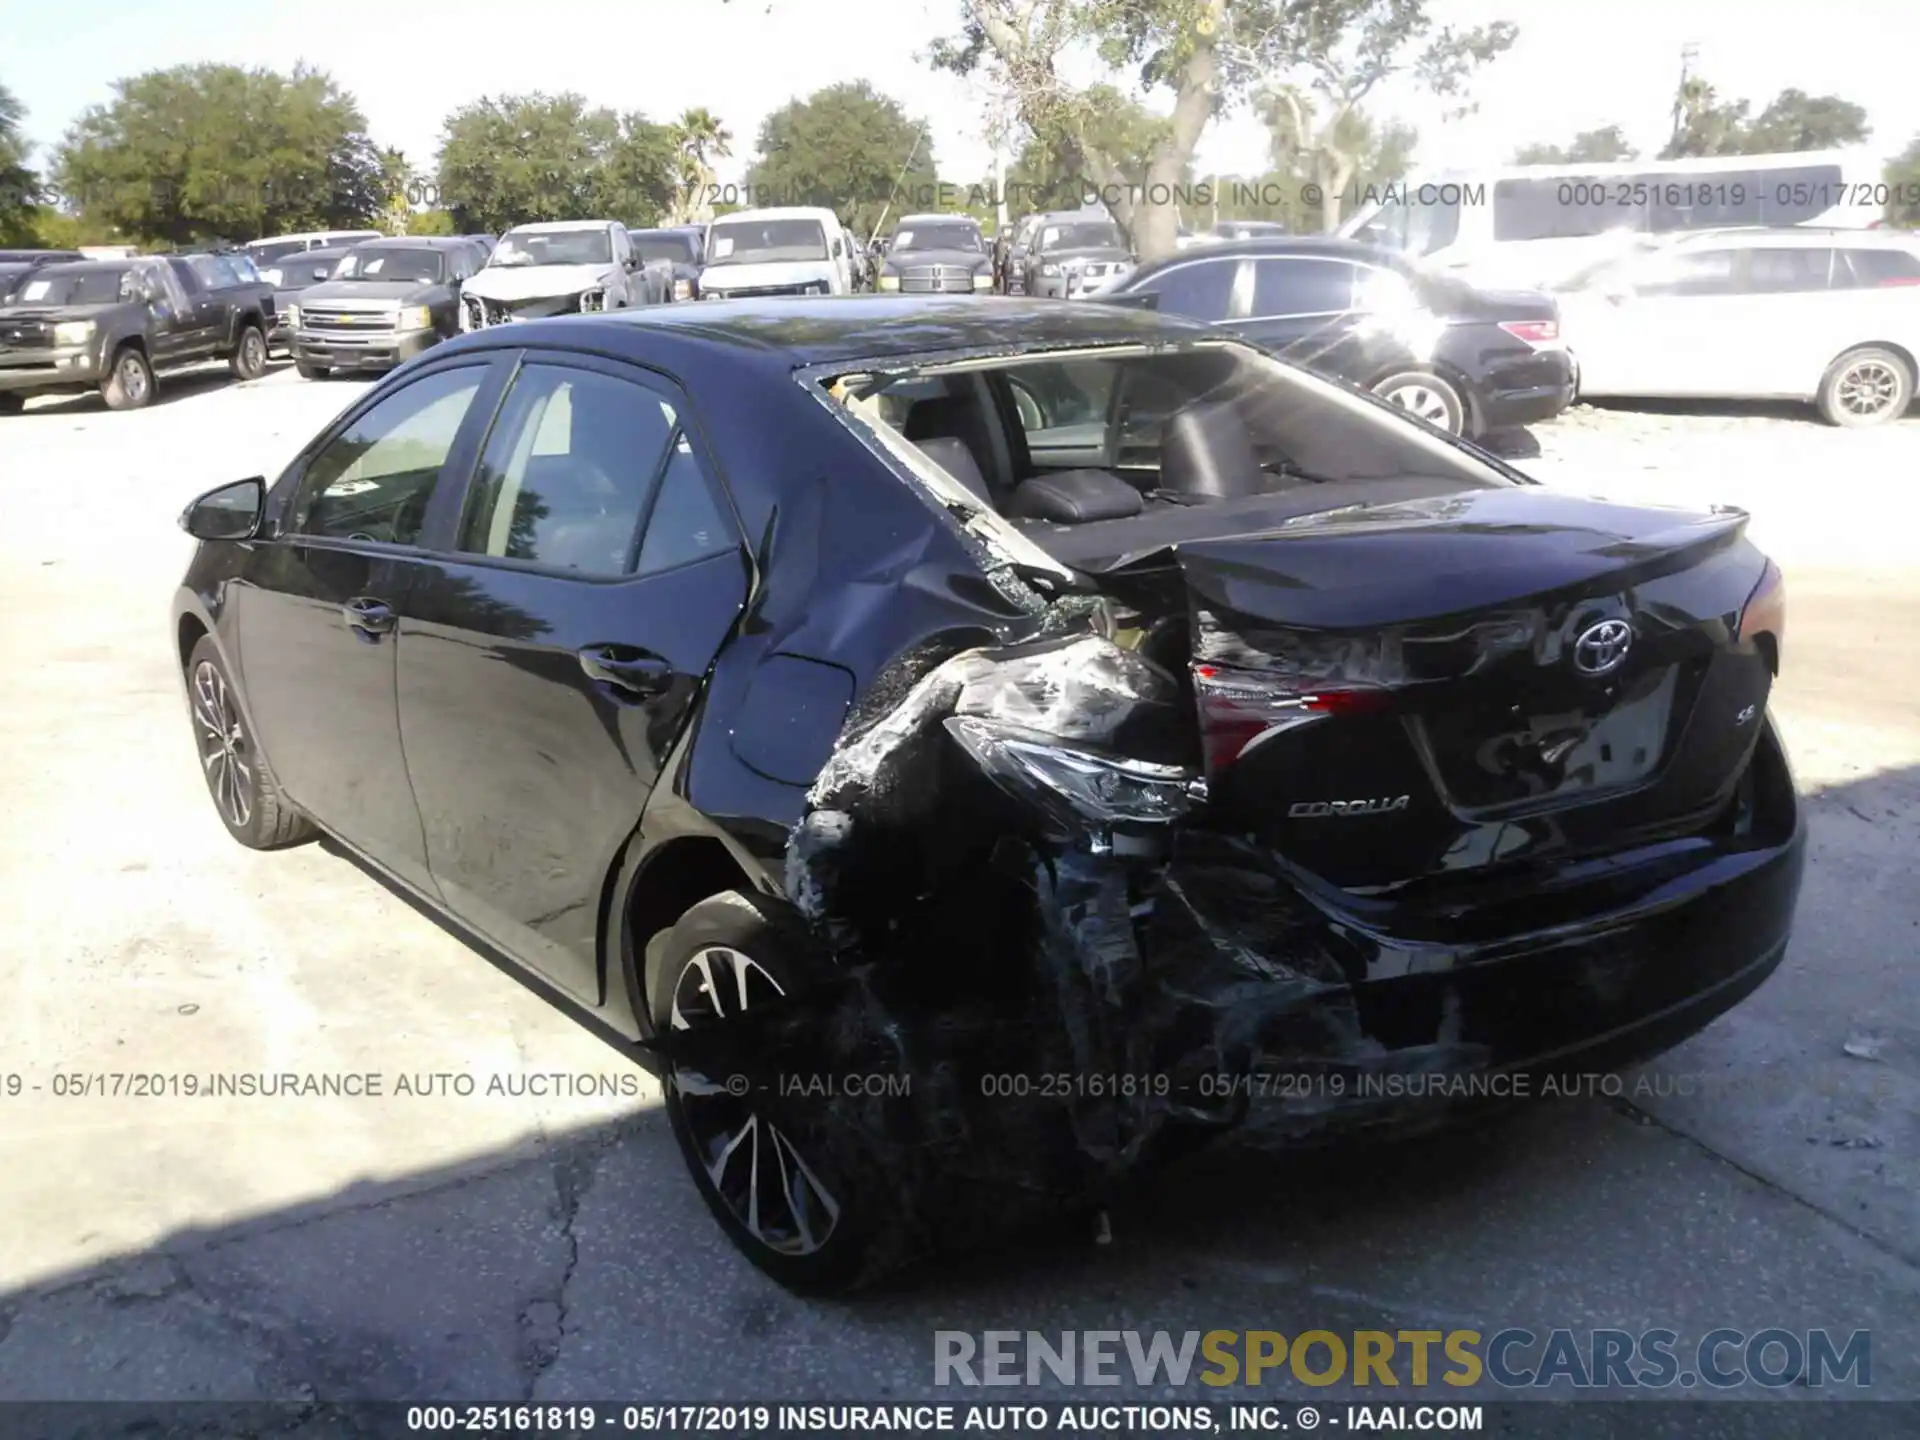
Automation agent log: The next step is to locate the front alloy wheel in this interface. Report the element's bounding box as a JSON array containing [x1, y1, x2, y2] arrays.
[[184, 636, 314, 849], [192, 660, 253, 830]]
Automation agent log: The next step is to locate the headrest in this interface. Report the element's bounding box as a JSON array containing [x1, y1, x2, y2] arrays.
[[1159, 399, 1262, 500]]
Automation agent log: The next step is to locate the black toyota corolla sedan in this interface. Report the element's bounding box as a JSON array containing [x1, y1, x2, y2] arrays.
[[1100, 236, 1574, 437], [172, 295, 1802, 1291]]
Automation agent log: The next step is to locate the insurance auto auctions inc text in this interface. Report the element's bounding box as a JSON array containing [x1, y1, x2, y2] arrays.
[[934, 1329, 1870, 1392]]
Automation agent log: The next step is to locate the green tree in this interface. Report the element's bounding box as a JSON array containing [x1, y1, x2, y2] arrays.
[[1741, 88, 1870, 153], [1255, 4, 1515, 232], [1662, 77, 1868, 159], [1005, 83, 1179, 215], [1, 80, 43, 244], [669, 107, 733, 223], [434, 92, 677, 232], [936, 1, 1513, 257], [1886, 134, 1920, 228], [746, 81, 937, 240], [407, 208, 458, 236], [50, 64, 381, 245], [1513, 124, 1638, 166]]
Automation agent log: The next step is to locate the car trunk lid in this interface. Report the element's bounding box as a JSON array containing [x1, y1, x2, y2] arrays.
[[1096, 487, 1779, 889]]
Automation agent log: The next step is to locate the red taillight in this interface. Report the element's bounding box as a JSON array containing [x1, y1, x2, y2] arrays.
[[1192, 664, 1389, 771], [1738, 559, 1786, 674], [1499, 318, 1560, 346], [1879, 276, 1920, 286]]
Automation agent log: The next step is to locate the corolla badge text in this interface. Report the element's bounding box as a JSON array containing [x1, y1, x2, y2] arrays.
[[1288, 795, 1411, 818]]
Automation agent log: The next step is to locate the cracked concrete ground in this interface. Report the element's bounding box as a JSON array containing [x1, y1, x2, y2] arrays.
[[0, 370, 1915, 1409]]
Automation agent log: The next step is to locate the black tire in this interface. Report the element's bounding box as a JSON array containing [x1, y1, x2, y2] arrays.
[[185, 636, 315, 850], [650, 890, 885, 1293], [294, 360, 330, 380], [1371, 369, 1466, 434], [0, 393, 23, 416], [100, 345, 155, 410], [228, 323, 267, 381], [1816, 345, 1913, 428]]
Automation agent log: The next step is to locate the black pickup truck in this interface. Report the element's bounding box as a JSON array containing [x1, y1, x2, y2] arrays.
[[0, 252, 276, 411]]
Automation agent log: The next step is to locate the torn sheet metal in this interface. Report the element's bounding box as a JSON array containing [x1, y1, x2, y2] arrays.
[[657, 623, 1490, 1270]]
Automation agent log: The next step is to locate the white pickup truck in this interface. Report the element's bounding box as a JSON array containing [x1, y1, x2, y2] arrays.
[[460, 220, 670, 328], [698, 207, 855, 300]]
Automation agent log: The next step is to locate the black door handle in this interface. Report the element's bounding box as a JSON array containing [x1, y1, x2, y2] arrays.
[[343, 596, 396, 636], [578, 644, 674, 697]]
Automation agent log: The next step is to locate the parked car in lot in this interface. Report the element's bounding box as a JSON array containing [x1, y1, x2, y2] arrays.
[[245, 230, 384, 268], [287, 237, 486, 378], [1557, 227, 1920, 427], [172, 294, 1803, 1291], [874, 214, 994, 294], [1022, 212, 1135, 297], [0, 249, 84, 303], [700, 206, 857, 298], [462, 220, 660, 328], [1195, 219, 1290, 243], [1002, 214, 1042, 293], [0, 252, 273, 412], [259, 246, 350, 355], [628, 226, 705, 300], [1099, 236, 1573, 437], [462, 234, 497, 261]]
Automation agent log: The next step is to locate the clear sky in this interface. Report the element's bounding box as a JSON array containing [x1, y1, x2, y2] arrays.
[[5, 0, 1916, 184]]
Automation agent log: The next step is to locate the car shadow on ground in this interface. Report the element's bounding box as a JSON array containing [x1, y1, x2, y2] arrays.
[[19, 360, 296, 416], [0, 762, 1911, 1404], [1477, 426, 1542, 459], [1579, 396, 1920, 425]]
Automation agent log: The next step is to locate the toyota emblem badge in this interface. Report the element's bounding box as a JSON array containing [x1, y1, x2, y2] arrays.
[[1573, 619, 1633, 676]]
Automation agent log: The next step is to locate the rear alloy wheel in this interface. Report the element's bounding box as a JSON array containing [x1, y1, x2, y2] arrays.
[[653, 891, 876, 1292], [101, 346, 154, 410], [186, 636, 314, 850], [229, 324, 267, 381], [1817, 346, 1913, 428], [1372, 370, 1466, 434]]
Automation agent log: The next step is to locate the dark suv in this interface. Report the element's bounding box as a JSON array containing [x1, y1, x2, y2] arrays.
[[0, 252, 274, 411], [0, 249, 84, 303]]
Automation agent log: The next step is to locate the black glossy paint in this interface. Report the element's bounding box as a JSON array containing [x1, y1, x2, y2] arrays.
[[174, 297, 1802, 1254], [1106, 237, 1575, 435]]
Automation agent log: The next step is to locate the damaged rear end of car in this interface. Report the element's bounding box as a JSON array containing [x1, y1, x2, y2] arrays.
[[641, 316, 1804, 1293]]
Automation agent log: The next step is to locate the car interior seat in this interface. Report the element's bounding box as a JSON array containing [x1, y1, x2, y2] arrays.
[[904, 389, 1009, 508], [1158, 398, 1264, 501], [514, 382, 661, 572]]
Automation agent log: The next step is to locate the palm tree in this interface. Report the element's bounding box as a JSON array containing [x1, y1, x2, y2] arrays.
[[670, 107, 732, 224]]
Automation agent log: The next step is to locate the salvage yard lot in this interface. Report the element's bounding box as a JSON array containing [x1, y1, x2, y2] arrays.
[[0, 366, 1916, 1405]]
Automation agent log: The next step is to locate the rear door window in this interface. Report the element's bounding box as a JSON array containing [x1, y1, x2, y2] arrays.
[[1251, 258, 1357, 316], [1634, 248, 1741, 297], [1739, 248, 1833, 293]]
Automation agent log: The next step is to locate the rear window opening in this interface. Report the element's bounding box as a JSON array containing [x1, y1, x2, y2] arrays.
[[815, 341, 1510, 564]]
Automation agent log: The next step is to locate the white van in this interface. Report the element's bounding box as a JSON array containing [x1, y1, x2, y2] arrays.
[[1340, 148, 1887, 291], [699, 207, 854, 299]]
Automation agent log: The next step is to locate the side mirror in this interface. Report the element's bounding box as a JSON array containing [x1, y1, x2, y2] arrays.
[[180, 477, 266, 541]]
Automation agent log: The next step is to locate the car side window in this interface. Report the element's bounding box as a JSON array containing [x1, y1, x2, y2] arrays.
[[454, 364, 680, 575], [1835, 246, 1920, 287], [1137, 259, 1238, 321], [167, 257, 206, 295], [1741, 248, 1832, 294], [1251, 258, 1356, 317], [291, 367, 487, 545], [635, 431, 735, 574], [1636, 249, 1740, 297]]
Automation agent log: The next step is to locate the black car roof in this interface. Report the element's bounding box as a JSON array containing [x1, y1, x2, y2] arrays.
[[550, 293, 1216, 366], [1133, 235, 1406, 272]]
